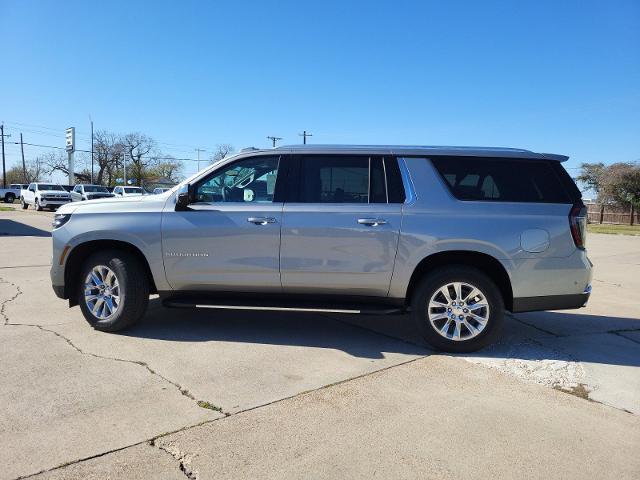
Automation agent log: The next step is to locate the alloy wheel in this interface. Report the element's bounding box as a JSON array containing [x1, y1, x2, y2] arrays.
[[427, 282, 490, 341], [84, 265, 121, 320]]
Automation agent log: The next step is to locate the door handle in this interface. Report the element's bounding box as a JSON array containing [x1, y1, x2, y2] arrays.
[[358, 218, 387, 227], [247, 216, 276, 225]]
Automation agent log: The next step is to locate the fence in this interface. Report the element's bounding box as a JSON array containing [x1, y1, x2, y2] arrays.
[[586, 203, 638, 225]]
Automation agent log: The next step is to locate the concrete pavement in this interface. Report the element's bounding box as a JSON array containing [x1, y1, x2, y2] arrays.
[[1, 204, 638, 479]]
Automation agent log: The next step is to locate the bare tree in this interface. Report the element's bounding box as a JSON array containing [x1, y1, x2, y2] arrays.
[[147, 157, 184, 183], [121, 133, 158, 186], [93, 130, 124, 186], [44, 151, 90, 183], [210, 144, 234, 164], [5, 157, 45, 184]]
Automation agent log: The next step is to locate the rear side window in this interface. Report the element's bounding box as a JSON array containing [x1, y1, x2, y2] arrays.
[[297, 155, 406, 204], [431, 157, 572, 203]]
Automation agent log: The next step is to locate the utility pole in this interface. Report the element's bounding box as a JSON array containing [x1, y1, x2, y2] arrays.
[[1, 124, 11, 188], [123, 151, 128, 185], [266, 136, 282, 148], [195, 148, 206, 171], [20, 133, 27, 181], [90, 119, 94, 184], [299, 130, 312, 144]]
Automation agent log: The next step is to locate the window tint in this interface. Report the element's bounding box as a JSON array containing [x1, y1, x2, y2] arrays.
[[385, 158, 406, 203], [195, 156, 280, 203], [430, 157, 572, 203], [299, 155, 387, 203]]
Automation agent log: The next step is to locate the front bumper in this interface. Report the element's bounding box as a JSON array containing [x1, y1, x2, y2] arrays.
[[52, 284, 66, 299], [40, 199, 70, 207]]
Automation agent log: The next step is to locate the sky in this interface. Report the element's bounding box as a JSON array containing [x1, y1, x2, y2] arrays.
[[1, 0, 639, 183]]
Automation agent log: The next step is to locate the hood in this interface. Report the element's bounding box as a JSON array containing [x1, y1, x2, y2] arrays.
[[56, 193, 166, 215]]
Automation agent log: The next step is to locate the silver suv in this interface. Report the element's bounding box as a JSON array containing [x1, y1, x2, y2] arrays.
[[50, 145, 592, 352]]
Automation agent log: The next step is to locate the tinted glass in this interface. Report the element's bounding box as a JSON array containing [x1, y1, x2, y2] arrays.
[[299, 156, 370, 203], [385, 158, 406, 203], [430, 157, 571, 203], [84, 185, 109, 193], [195, 156, 280, 203]]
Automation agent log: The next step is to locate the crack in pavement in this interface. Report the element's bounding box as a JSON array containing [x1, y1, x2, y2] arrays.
[[0, 275, 227, 416], [151, 439, 198, 480]]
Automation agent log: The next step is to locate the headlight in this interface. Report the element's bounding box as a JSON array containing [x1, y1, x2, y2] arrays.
[[52, 214, 71, 229]]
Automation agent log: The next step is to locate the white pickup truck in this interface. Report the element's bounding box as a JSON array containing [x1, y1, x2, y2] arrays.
[[21, 183, 71, 211], [0, 184, 27, 203]]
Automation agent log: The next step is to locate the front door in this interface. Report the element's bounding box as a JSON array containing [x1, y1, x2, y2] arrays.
[[280, 155, 403, 296], [162, 155, 284, 292]]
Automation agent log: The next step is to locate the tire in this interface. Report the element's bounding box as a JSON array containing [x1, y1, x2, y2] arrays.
[[77, 250, 150, 332], [4, 193, 15, 203], [410, 266, 504, 353], [21, 198, 28, 209], [35, 199, 42, 211]]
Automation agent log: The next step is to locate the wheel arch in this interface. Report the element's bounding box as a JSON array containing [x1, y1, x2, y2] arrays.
[[64, 239, 157, 306], [404, 251, 513, 311]]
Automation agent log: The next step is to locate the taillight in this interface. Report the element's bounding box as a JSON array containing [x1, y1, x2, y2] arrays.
[[569, 202, 587, 249]]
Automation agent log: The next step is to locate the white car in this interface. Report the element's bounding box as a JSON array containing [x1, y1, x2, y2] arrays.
[[152, 187, 171, 194], [21, 183, 71, 211], [70, 184, 115, 202], [0, 184, 26, 203], [113, 186, 144, 197]]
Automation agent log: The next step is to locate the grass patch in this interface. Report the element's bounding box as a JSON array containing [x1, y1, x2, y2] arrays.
[[587, 224, 640, 236], [0, 206, 14, 211], [197, 400, 223, 412]]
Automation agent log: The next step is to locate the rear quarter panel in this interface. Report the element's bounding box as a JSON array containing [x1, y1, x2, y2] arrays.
[[389, 157, 589, 299]]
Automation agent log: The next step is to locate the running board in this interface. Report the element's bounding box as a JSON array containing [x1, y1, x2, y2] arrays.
[[163, 297, 404, 315]]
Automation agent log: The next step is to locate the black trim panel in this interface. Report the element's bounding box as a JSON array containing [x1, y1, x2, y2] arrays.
[[512, 293, 590, 313], [52, 284, 66, 300]]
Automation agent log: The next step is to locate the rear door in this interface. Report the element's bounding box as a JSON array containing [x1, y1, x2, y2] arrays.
[[280, 155, 404, 296], [162, 155, 286, 292]]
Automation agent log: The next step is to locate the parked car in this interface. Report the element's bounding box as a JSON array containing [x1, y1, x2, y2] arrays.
[[50, 145, 592, 352], [71, 184, 116, 202], [113, 186, 144, 197], [152, 187, 171, 194], [21, 183, 71, 211], [0, 184, 26, 203]]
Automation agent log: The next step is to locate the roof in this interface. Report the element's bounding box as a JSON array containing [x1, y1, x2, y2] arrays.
[[238, 144, 569, 162]]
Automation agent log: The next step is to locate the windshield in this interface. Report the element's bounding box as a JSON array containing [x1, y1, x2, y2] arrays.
[[38, 184, 65, 191], [124, 187, 142, 193], [84, 185, 109, 193]]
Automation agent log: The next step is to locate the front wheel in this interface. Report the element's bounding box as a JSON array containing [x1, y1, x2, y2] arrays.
[[78, 250, 150, 332], [411, 266, 504, 353], [34, 199, 42, 211]]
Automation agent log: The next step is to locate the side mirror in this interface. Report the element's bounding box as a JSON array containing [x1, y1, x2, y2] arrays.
[[175, 184, 191, 211]]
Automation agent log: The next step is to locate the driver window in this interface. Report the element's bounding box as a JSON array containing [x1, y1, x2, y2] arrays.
[[194, 156, 280, 203]]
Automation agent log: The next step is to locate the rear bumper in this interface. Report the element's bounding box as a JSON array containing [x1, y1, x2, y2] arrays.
[[512, 288, 591, 313]]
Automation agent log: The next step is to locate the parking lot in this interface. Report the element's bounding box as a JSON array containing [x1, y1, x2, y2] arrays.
[[1, 203, 639, 480]]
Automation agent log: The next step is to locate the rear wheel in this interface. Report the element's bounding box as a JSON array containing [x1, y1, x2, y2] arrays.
[[21, 198, 28, 209], [411, 266, 504, 352], [34, 199, 42, 211], [78, 250, 150, 332], [4, 193, 15, 203]]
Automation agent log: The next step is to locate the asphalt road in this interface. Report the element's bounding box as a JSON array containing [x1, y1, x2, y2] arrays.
[[1, 204, 638, 480]]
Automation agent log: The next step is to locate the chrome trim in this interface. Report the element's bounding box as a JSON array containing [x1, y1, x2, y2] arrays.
[[398, 157, 417, 204]]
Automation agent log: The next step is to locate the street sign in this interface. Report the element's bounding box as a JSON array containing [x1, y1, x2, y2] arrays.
[[65, 127, 75, 153]]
